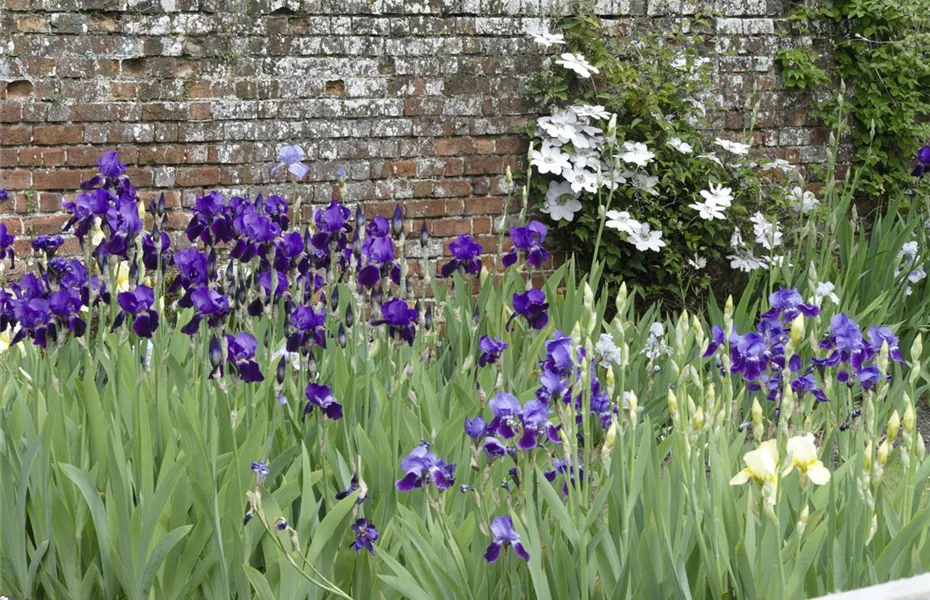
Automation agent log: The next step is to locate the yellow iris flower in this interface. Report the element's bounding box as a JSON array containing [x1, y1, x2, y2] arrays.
[[784, 433, 831, 485], [730, 439, 779, 503]]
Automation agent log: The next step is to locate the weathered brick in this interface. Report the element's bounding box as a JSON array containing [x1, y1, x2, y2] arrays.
[[176, 166, 220, 187]]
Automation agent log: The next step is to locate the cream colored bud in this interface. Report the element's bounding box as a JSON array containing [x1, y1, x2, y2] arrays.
[[605, 368, 616, 398], [910, 361, 921, 385], [790, 315, 805, 345], [607, 113, 617, 138], [616, 283, 629, 315], [751, 398, 763, 428], [886, 410, 900, 442], [904, 396, 916, 434], [461, 355, 474, 372], [583, 282, 595, 313], [505, 165, 513, 185], [918, 434, 926, 461], [877, 341, 890, 376], [603, 417, 619, 458], [691, 406, 705, 431], [480, 265, 490, 286], [864, 441, 873, 472], [667, 389, 678, 415], [628, 390, 639, 415], [877, 440, 890, 467], [911, 333, 923, 365], [724, 295, 734, 318]]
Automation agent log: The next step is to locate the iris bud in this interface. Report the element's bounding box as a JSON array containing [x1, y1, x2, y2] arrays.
[[345, 304, 354, 328], [904, 400, 916, 434], [356, 204, 366, 228], [864, 440, 873, 472], [276, 356, 287, 384], [391, 204, 403, 237], [330, 287, 340, 311], [209, 335, 223, 370], [424, 304, 433, 330], [886, 410, 900, 442], [420, 221, 429, 248], [877, 440, 890, 467], [337, 324, 346, 347], [789, 315, 804, 345]]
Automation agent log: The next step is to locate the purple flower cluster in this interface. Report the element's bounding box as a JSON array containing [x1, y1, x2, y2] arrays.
[[395, 441, 456, 492], [705, 288, 904, 407]]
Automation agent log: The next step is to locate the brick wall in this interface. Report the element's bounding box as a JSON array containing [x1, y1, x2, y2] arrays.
[[0, 0, 832, 275]]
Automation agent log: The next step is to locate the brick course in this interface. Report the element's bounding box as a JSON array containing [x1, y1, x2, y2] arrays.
[[1, 0, 833, 277]]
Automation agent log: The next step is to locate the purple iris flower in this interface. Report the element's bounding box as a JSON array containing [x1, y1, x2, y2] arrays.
[[464, 416, 486, 440], [251, 461, 270, 485], [914, 145, 930, 177], [336, 475, 367, 503], [235, 204, 281, 243], [350, 519, 379, 555], [0, 189, 8, 202], [482, 436, 508, 461], [288, 305, 327, 350], [868, 325, 906, 364], [47, 258, 87, 290], [763, 287, 819, 321], [48, 288, 85, 337], [542, 331, 575, 376], [258, 269, 289, 299], [729, 331, 770, 381], [13, 298, 52, 347], [304, 382, 342, 420], [0, 223, 15, 266], [487, 392, 555, 451], [271, 145, 309, 179], [511, 289, 549, 330], [141, 231, 171, 270], [395, 442, 456, 491], [478, 335, 507, 367], [484, 516, 529, 563], [31, 235, 63, 255], [116, 285, 159, 338], [503, 221, 548, 268], [830, 314, 863, 352], [187, 191, 234, 246], [225, 332, 264, 382], [543, 458, 584, 497], [174, 248, 210, 286], [97, 151, 126, 179], [440, 235, 483, 277], [703, 324, 726, 357], [372, 298, 417, 344], [791, 374, 828, 402], [182, 287, 230, 334]]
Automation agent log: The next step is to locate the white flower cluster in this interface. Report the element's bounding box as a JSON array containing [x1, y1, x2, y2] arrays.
[[726, 218, 786, 273], [689, 183, 733, 221], [643, 322, 669, 362], [896, 241, 927, 296], [595, 332, 623, 365], [605, 210, 666, 252]]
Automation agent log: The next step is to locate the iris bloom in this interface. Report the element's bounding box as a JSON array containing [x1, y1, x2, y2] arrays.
[[372, 298, 417, 344], [440, 235, 482, 277], [477, 335, 507, 367], [484, 516, 530, 562], [503, 221, 548, 269], [913, 145, 930, 177], [511, 289, 549, 330], [350, 519, 379, 555], [730, 439, 779, 504], [114, 285, 159, 338], [784, 434, 831, 485], [395, 442, 456, 491], [304, 382, 343, 420], [225, 332, 264, 382], [271, 145, 309, 179]]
